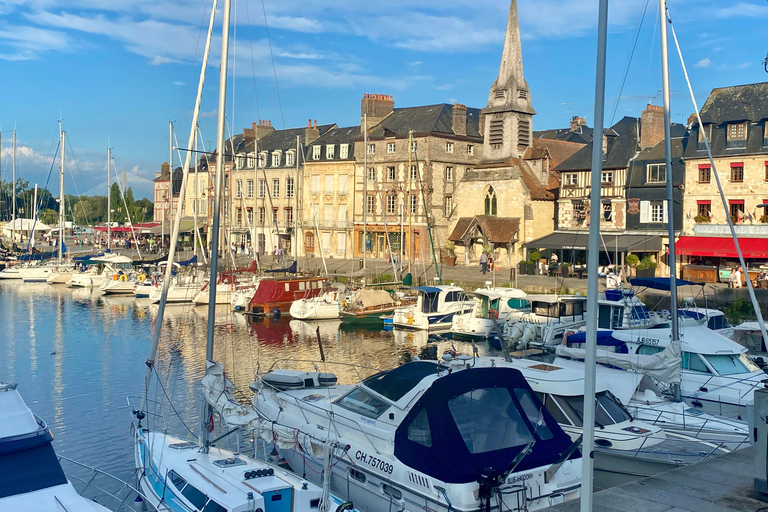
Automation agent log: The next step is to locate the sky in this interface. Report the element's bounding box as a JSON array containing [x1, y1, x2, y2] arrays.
[[1, 0, 767, 201]]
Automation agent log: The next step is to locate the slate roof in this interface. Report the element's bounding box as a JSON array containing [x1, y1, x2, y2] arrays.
[[367, 104, 482, 139], [626, 130, 688, 189], [555, 117, 640, 172], [699, 82, 768, 125], [448, 215, 520, 244], [534, 125, 594, 144], [306, 126, 360, 163]]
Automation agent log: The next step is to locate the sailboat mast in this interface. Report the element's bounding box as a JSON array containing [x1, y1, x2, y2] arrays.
[[59, 129, 65, 264], [11, 130, 16, 246], [658, 0, 680, 401], [363, 114, 367, 273], [194, 126, 198, 258], [295, 135, 300, 263], [169, 121, 174, 229], [107, 146, 112, 251], [204, 0, 232, 453], [581, 0, 609, 510], [408, 130, 413, 276]]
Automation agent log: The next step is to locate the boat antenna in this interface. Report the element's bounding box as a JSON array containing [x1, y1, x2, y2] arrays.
[[581, 0, 609, 509], [139, 0, 219, 426], [203, 0, 233, 454]]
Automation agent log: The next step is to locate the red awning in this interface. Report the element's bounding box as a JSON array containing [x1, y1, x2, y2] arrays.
[[676, 236, 768, 258], [93, 226, 134, 232]]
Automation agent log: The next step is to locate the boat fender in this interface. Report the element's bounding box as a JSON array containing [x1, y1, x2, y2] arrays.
[[113, 274, 119, 281], [272, 306, 281, 317], [336, 502, 355, 512], [563, 330, 575, 345], [120, 274, 127, 282], [138, 274, 146, 283]]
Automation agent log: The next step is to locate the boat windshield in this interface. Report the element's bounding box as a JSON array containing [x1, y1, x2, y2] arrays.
[[630, 305, 650, 322], [335, 387, 390, 419], [0, 440, 68, 499], [550, 391, 631, 427], [704, 353, 760, 375], [361, 361, 442, 402]]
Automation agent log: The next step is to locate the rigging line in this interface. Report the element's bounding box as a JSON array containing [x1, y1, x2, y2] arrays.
[[260, 0, 285, 129], [608, 0, 651, 125], [64, 135, 95, 227], [109, 152, 143, 259], [644, 4, 660, 94], [243, 0, 261, 121], [231, 0, 237, 159], [178, 0, 214, 125], [151, 365, 199, 439]]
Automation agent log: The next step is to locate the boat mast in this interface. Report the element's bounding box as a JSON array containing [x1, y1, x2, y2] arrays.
[[107, 146, 112, 252], [581, 0, 609, 510], [408, 130, 413, 276], [295, 135, 300, 264], [659, 0, 681, 401], [194, 125, 198, 258], [203, 0, 232, 454], [59, 127, 65, 264], [11, 129, 16, 246], [363, 114, 367, 274], [141, 0, 219, 422], [169, 121, 174, 234]]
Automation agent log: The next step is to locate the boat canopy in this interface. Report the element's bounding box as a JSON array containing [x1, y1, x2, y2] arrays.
[[393, 366, 576, 484], [265, 260, 297, 274], [348, 289, 395, 309], [630, 277, 703, 291]]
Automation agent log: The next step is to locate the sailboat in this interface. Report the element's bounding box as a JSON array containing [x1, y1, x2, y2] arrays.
[[130, 3, 353, 511]]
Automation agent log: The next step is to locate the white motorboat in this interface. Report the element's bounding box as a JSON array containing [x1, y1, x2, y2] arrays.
[[504, 295, 587, 349], [68, 254, 126, 288], [100, 272, 138, 294], [731, 321, 767, 354], [0, 381, 111, 512], [246, 360, 582, 512], [147, 281, 200, 303], [0, 266, 21, 279], [18, 264, 69, 283], [230, 280, 261, 310], [392, 285, 475, 330], [451, 286, 527, 339], [289, 284, 346, 319]]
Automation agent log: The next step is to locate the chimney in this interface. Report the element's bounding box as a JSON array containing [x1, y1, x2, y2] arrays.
[[243, 122, 256, 142], [160, 161, 170, 178], [569, 116, 586, 131], [254, 119, 274, 140], [640, 104, 665, 149], [305, 118, 320, 145], [452, 104, 467, 136], [361, 93, 395, 130]]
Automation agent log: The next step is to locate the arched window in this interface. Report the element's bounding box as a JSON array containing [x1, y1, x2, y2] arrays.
[[484, 186, 497, 216]]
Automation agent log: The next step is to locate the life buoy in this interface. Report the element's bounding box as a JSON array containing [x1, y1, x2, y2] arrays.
[[138, 274, 146, 283], [120, 275, 127, 282], [563, 330, 576, 345], [489, 309, 499, 320]]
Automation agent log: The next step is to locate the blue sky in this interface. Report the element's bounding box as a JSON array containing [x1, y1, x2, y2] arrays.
[[1, 0, 767, 201]]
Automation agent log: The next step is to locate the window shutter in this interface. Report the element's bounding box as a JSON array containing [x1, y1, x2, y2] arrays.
[[663, 200, 668, 223], [640, 201, 650, 223]]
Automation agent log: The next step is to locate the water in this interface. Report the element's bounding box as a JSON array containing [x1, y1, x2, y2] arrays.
[[0, 280, 430, 492]]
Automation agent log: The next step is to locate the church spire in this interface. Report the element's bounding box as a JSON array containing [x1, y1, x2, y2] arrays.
[[481, 0, 535, 161]]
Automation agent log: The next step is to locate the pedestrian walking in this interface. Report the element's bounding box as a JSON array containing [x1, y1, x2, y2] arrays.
[[272, 246, 277, 263], [480, 252, 488, 275], [277, 246, 284, 264]]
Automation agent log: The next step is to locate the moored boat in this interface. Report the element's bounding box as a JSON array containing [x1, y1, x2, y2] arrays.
[[392, 285, 475, 330]]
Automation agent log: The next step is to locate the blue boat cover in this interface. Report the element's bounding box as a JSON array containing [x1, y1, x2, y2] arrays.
[[413, 286, 441, 293], [564, 331, 628, 353], [630, 277, 703, 291], [393, 365, 577, 483], [265, 260, 297, 274], [178, 254, 197, 266]]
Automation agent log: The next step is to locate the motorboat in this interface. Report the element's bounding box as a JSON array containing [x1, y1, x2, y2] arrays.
[[247, 359, 582, 511], [0, 381, 111, 511], [67, 254, 128, 288], [451, 286, 527, 339], [18, 263, 73, 283], [0, 266, 21, 279], [289, 284, 347, 320], [339, 288, 405, 326], [731, 321, 767, 354], [392, 285, 475, 330], [246, 276, 327, 316], [504, 295, 587, 349]]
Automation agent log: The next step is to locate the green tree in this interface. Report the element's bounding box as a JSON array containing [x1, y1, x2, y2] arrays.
[[38, 208, 59, 226]]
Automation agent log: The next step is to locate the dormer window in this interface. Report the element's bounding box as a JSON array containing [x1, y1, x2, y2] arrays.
[[272, 152, 281, 167], [313, 146, 321, 160], [602, 134, 608, 157], [698, 124, 712, 151], [286, 151, 295, 167], [647, 163, 666, 184], [727, 122, 747, 149], [340, 144, 349, 159], [764, 123, 768, 147], [326, 145, 335, 159], [258, 152, 266, 167]]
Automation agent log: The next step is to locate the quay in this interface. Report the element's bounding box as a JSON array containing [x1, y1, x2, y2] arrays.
[[546, 445, 765, 512]]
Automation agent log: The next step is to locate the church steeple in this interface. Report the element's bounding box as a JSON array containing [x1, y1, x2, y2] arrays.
[[481, 0, 535, 162]]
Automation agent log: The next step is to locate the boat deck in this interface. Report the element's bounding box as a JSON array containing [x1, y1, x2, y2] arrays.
[[545, 445, 765, 511]]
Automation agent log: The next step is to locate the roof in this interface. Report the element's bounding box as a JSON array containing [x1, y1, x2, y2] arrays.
[[448, 215, 520, 244], [306, 126, 360, 162], [699, 82, 768, 125], [626, 129, 688, 189], [534, 124, 594, 144], [367, 104, 482, 139], [526, 230, 662, 252], [555, 116, 640, 172], [465, 158, 555, 200]]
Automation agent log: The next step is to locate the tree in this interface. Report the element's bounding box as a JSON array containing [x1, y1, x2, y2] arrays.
[[38, 208, 59, 226]]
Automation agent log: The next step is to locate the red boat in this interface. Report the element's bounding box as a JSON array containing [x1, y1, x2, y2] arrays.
[[248, 277, 327, 316]]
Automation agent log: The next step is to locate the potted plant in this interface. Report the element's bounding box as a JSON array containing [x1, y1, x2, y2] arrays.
[[442, 241, 457, 267], [561, 262, 571, 278], [761, 215, 768, 224], [693, 214, 710, 223], [635, 256, 657, 278], [527, 250, 540, 276], [625, 253, 639, 279], [518, 260, 527, 275]]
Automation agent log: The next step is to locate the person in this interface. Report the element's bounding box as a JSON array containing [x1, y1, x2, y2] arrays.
[[273, 246, 277, 263], [480, 252, 488, 275], [393, 253, 399, 272], [240, 241, 245, 255], [730, 265, 743, 288], [488, 255, 495, 273], [277, 246, 284, 264]]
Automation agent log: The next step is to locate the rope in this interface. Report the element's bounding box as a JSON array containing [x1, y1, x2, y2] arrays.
[[151, 366, 199, 439]]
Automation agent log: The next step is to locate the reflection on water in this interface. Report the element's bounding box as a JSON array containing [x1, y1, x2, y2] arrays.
[[0, 280, 443, 485]]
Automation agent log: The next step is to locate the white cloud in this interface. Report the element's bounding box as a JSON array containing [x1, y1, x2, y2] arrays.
[[172, 80, 184, 86], [694, 58, 711, 68], [152, 55, 180, 65], [0, 25, 70, 60]]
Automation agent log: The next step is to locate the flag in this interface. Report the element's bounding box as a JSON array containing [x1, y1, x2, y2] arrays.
[[206, 411, 214, 433]]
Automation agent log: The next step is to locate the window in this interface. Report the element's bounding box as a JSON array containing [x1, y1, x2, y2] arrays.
[[337, 387, 389, 419], [272, 208, 278, 225], [406, 409, 432, 447], [467, 144, 474, 156], [730, 200, 745, 222], [311, 203, 319, 221], [727, 122, 747, 148], [286, 178, 294, 198], [698, 165, 711, 183], [650, 202, 663, 223], [246, 154, 255, 168], [409, 195, 418, 214], [764, 123, 768, 146], [340, 144, 349, 159], [572, 200, 585, 223], [236, 208, 242, 225], [731, 164, 744, 182], [258, 207, 265, 224], [338, 204, 348, 223], [272, 179, 280, 198], [247, 208, 253, 225], [366, 195, 375, 214], [326, 145, 335, 159], [410, 165, 418, 182], [765, 163, 768, 181], [387, 166, 396, 182], [199, 177, 206, 195], [514, 388, 554, 440], [311, 175, 320, 194], [445, 166, 454, 183], [446, 142, 454, 153], [337, 232, 346, 253], [682, 352, 710, 373], [312, 146, 321, 160], [272, 152, 280, 167], [697, 201, 711, 219], [285, 207, 293, 226], [386, 195, 396, 214], [387, 142, 396, 153], [647, 163, 666, 183], [564, 173, 578, 186], [367, 167, 376, 182], [601, 170, 613, 184], [698, 124, 712, 150], [704, 353, 759, 375], [258, 152, 266, 167], [602, 200, 612, 222], [235, 179, 242, 198], [180, 483, 208, 509], [484, 186, 497, 216], [286, 151, 295, 167], [640, 200, 667, 223], [411, 141, 418, 152], [338, 175, 348, 194], [325, 175, 334, 194], [258, 179, 266, 198], [518, 119, 530, 147], [444, 195, 453, 217], [368, 144, 376, 155], [349, 468, 366, 483], [246, 180, 254, 198], [198, 199, 206, 215]]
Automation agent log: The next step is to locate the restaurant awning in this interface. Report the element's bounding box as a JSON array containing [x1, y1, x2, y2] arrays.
[[525, 231, 662, 252], [676, 236, 768, 258]]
